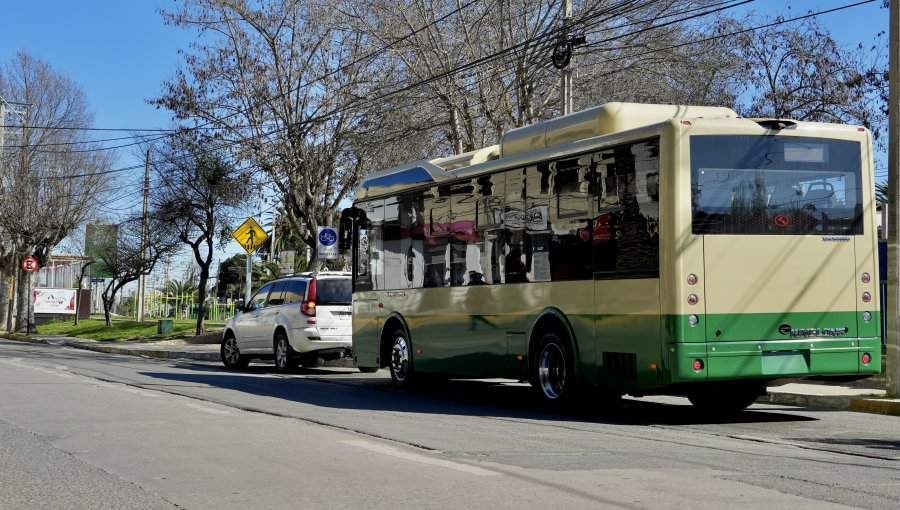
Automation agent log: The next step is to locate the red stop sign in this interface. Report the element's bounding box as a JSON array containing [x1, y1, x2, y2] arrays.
[[21, 257, 39, 273]]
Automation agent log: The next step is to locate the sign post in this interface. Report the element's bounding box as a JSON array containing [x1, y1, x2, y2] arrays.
[[21, 257, 38, 334], [232, 217, 269, 306]]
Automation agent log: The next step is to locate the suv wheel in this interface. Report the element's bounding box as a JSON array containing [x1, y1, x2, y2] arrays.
[[274, 331, 298, 372], [221, 334, 250, 369]]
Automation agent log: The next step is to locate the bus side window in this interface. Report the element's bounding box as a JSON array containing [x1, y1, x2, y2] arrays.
[[382, 196, 404, 290], [503, 168, 528, 284], [356, 200, 383, 292], [592, 138, 660, 279], [423, 187, 450, 287], [449, 179, 486, 286]]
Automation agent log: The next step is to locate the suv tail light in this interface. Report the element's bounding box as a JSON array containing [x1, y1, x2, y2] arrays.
[[301, 278, 317, 318]]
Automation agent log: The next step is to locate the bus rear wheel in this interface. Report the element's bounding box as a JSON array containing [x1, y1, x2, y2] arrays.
[[532, 332, 574, 403], [388, 330, 413, 386]]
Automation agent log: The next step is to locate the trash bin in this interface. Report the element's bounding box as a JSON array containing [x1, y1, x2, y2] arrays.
[[157, 319, 173, 334]]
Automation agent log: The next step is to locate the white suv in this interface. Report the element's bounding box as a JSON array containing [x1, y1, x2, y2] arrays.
[[221, 272, 352, 371]]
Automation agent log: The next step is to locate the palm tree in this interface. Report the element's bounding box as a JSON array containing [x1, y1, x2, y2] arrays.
[[876, 182, 888, 205], [162, 278, 197, 298]]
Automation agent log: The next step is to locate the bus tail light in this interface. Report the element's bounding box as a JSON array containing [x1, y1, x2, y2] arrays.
[[861, 272, 871, 284], [862, 292, 871, 303], [692, 359, 704, 371], [687, 274, 698, 285], [863, 311, 873, 323], [688, 314, 699, 326], [861, 353, 872, 365], [687, 294, 698, 306]]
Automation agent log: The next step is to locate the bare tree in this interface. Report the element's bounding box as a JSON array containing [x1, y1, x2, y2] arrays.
[[92, 216, 178, 327], [729, 12, 886, 140], [153, 135, 249, 335], [350, 1, 742, 157], [0, 51, 112, 332], [154, 0, 381, 267]]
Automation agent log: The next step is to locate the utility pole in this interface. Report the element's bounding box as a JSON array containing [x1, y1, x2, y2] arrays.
[[887, 0, 900, 397], [552, 1, 584, 115], [137, 150, 150, 322], [560, 0, 573, 115]]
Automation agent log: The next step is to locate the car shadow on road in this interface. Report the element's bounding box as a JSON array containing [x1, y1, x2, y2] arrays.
[[140, 364, 816, 427]]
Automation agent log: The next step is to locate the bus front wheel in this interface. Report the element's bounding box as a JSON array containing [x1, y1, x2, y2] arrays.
[[388, 330, 413, 386], [532, 332, 574, 402]]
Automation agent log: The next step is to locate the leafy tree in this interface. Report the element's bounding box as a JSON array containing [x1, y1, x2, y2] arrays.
[[93, 215, 178, 327], [155, 0, 380, 268], [153, 136, 248, 335]]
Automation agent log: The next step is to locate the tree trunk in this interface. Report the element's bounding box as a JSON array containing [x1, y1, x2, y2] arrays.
[[103, 297, 113, 327], [14, 268, 29, 333], [5, 266, 16, 332], [0, 268, 9, 332], [13, 271, 37, 334], [195, 267, 208, 336], [74, 262, 92, 326]]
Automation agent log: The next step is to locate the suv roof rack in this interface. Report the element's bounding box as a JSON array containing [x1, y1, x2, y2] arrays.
[[268, 270, 351, 281]]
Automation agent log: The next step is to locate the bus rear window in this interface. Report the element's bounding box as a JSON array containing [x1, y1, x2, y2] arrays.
[[690, 136, 863, 235]]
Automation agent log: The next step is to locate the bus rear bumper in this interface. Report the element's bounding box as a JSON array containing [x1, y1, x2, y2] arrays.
[[668, 338, 882, 383]]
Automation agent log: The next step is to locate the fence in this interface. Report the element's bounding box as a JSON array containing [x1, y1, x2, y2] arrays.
[[132, 291, 237, 322]]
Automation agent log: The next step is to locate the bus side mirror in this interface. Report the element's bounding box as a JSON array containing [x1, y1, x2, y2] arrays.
[[338, 207, 364, 252]]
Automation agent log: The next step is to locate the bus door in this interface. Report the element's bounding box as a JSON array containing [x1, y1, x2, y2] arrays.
[[349, 202, 383, 367]]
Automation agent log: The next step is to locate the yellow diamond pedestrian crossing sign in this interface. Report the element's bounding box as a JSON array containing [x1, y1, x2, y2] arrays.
[[232, 217, 268, 254]]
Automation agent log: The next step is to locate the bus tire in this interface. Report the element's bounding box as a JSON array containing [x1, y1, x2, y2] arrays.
[[388, 329, 414, 386], [532, 331, 574, 403], [687, 383, 762, 414]]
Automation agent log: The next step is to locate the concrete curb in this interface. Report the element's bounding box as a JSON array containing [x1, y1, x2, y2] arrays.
[[65, 342, 221, 361], [760, 392, 900, 416], [0, 332, 45, 344]]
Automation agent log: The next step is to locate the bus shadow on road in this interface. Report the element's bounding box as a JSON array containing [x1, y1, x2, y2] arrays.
[[140, 365, 816, 426]]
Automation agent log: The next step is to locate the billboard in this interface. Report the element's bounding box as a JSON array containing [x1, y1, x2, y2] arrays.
[[33, 288, 77, 315]]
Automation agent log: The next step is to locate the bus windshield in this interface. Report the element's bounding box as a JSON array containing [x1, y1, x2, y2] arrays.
[[690, 135, 863, 235]]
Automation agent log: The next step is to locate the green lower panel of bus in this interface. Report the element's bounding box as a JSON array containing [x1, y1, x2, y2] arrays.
[[668, 337, 882, 383], [714, 310, 876, 342]]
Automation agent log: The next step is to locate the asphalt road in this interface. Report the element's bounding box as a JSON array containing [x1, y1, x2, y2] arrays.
[[1, 338, 899, 510]]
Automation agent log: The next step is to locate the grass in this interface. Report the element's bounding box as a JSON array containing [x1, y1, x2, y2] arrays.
[[36, 318, 221, 342]]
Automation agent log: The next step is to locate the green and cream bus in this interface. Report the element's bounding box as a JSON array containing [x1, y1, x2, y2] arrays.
[[338, 102, 881, 411]]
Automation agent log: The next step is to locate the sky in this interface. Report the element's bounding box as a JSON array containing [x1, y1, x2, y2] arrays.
[[0, 0, 891, 287]]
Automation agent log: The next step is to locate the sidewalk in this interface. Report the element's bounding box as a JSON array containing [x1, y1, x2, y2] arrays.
[[2, 332, 899, 416]]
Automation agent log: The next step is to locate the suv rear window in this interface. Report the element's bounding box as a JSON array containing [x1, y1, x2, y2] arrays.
[[316, 278, 351, 305]]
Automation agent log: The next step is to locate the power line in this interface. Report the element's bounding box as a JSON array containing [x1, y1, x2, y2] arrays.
[[21, 0, 869, 185]]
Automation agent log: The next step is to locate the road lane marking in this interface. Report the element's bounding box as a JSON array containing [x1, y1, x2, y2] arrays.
[[341, 439, 499, 476]]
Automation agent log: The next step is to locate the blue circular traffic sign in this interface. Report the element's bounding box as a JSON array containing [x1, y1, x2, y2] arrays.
[[319, 228, 337, 247]]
